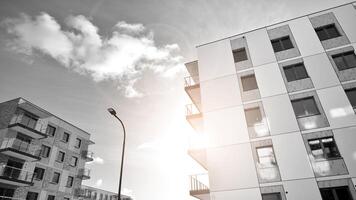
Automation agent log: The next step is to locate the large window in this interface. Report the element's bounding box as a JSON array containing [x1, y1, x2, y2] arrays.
[[308, 137, 341, 160], [315, 24, 340, 41], [47, 195, 55, 200], [56, 151, 65, 163], [332, 51, 356, 71], [271, 36, 293, 52], [34, 167, 45, 180], [241, 74, 258, 91], [26, 192, 39, 200], [51, 172, 60, 184], [256, 146, 276, 166], [320, 186, 353, 200], [262, 193, 282, 200], [46, 125, 56, 137], [345, 88, 356, 108], [66, 176, 74, 187], [233, 48, 248, 63], [40, 145, 51, 158], [284, 63, 309, 82], [291, 97, 320, 118], [245, 107, 263, 126]]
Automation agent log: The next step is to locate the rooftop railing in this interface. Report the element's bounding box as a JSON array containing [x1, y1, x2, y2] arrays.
[[0, 164, 34, 183]]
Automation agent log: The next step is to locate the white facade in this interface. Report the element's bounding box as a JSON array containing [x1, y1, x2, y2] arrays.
[[185, 2, 356, 200]]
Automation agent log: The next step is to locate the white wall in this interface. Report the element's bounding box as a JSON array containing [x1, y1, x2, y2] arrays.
[[317, 86, 356, 129], [272, 132, 314, 180], [205, 106, 249, 148], [197, 40, 236, 82], [333, 4, 356, 43], [207, 144, 259, 191], [255, 63, 287, 98], [246, 28, 276, 67], [333, 126, 356, 177], [263, 94, 299, 135], [284, 178, 322, 200], [200, 74, 241, 112], [289, 17, 324, 57], [211, 188, 262, 200]]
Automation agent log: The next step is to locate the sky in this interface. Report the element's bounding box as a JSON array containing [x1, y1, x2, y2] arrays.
[[0, 0, 354, 200]]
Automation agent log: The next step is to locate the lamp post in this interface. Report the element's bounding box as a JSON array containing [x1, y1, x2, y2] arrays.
[[107, 108, 126, 200]]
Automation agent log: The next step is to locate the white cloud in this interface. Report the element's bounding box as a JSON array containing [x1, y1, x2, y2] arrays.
[[3, 13, 183, 98], [95, 179, 103, 187], [122, 188, 135, 199]]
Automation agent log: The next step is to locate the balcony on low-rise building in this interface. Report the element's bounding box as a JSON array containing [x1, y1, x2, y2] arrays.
[[0, 138, 41, 162], [8, 113, 47, 139], [82, 151, 94, 162], [190, 174, 210, 200], [186, 103, 204, 133], [0, 165, 34, 186]]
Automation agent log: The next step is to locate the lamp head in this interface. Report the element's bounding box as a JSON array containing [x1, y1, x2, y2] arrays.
[[107, 108, 117, 116]]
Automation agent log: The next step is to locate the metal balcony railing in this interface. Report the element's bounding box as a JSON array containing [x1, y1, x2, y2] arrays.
[[83, 151, 94, 161], [0, 165, 34, 183], [78, 168, 91, 179], [190, 174, 209, 193], [184, 76, 200, 87], [9, 114, 46, 134], [0, 138, 41, 157], [186, 103, 201, 116]]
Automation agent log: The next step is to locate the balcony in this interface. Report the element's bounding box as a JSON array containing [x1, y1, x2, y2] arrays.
[[75, 188, 92, 198], [185, 76, 201, 107], [0, 165, 34, 186], [82, 151, 94, 162], [190, 174, 210, 200], [186, 104, 204, 133], [78, 168, 91, 180], [0, 138, 41, 162], [8, 114, 47, 139], [188, 149, 207, 170]]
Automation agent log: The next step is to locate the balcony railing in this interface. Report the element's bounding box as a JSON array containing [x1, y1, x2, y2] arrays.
[[75, 188, 92, 198], [0, 165, 34, 183], [190, 174, 209, 193], [78, 168, 91, 179], [8, 114, 47, 137], [0, 138, 41, 157], [185, 76, 200, 87], [83, 151, 94, 162], [186, 103, 201, 116]]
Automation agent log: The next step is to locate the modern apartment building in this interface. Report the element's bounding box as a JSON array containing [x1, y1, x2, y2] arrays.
[[78, 185, 132, 200], [0, 98, 94, 200], [185, 2, 356, 200]]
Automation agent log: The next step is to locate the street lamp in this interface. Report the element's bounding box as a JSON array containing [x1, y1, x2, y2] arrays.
[[107, 108, 126, 200]]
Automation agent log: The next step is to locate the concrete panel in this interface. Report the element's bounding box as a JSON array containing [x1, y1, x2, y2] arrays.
[[333, 126, 356, 177], [263, 94, 299, 135], [284, 178, 322, 200], [317, 86, 356, 129], [205, 106, 249, 147], [197, 39, 237, 82], [207, 144, 259, 191], [246, 28, 276, 66], [303, 53, 340, 90], [289, 17, 325, 57], [200, 74, 242, 112], [272, 132, 314, 180], [255, 63, 287, 98], [211, 188, 262, 200], [333, 4, 356, 43]]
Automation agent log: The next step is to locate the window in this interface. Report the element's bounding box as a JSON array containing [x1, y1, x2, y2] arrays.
[[345, 88, 356, 108], [51, 172, 60, 184], [66, 176, 74, 187], [40, 145, 51, 158], [46, 125, 56, 137], [320, 186, 353, 200], [284, 63, 309, 82], [70, 156, 78, 167], [241, 74, 258, 91], [26, 192, 39, 200], [315, 24, 340, 41], [256, 146, 276, 166], [262, 193, 282, 200], [233, 48, 248, 62], [62, 132, 70, 143], [47, 195, 55, 200], [75, 138, 82, 148], [271, 36, 293, 52], [332, 51, 356, 71], [308, 137, 341, 160], [56, 151, 65, 163], [245, 107, 263, 126], [291, 97, 320, 118], [34, 167, 45, 180]]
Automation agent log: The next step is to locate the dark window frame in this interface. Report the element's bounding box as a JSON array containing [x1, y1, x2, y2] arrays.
[[66, 176, 74, 188], [33, 167, 45, 181], [51, 172, 60, 184], [283, 63, 309, 82], [26, 192, 39, 200], [315, 24, 341, 41], [245, 107, 263, 127], [332, 51, 356, 71], [75, 138, 82, 149], [70, 156, 78, 167], [345, 87, 356, 109], [241, 74, 258, 91], [232, 48, 248, 63], [62, 132, 70, 143], [46, 125, 56, 137], [291, 96, 321, 118], [56, 151, 65, 163], [308, 136, 341, 160], [40, 145, 51, 158], [271, 36, 294, 52], [320, 186, 353, 200], [47, 195, 55, 200], [262, 192, 282, 200]]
